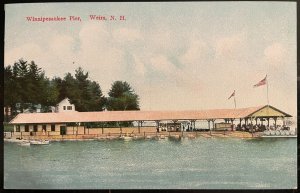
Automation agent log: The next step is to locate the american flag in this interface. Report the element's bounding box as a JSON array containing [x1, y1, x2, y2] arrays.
[[228, 90, 235, 100], [253, 75, 267, 87]]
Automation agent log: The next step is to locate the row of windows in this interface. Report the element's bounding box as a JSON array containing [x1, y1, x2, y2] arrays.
[[16, 124, 56, 132], [63, 106, 73, 110]]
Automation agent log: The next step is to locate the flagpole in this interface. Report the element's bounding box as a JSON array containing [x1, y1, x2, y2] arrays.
[[234, 95, 236, 109], [267, 76, 269, 106]]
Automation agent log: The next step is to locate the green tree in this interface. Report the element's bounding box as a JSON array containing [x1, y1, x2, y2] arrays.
[[55, 67, 106, 112], [41, 78, 59, 111], [4, 65, 19, 118], [106, 81, 140, 111], [4, 59, 58, 114]]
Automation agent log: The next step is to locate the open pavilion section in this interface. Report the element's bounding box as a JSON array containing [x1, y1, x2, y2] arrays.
[[8, 105, 292, 140]]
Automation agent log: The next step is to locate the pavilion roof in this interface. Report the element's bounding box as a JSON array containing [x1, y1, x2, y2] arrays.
[[9, 105, 291, 124]]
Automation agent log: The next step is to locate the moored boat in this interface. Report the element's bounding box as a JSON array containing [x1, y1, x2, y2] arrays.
[[19, 141, 31, 146], [123, 136, 133, 141], [30, 140, 50, 145], [120, 133, 133, 141]]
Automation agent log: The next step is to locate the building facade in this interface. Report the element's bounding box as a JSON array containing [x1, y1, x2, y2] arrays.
[[55, 98, 76, 113]]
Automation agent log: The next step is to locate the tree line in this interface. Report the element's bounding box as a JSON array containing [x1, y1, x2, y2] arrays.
[[4, 59, 140, 120]]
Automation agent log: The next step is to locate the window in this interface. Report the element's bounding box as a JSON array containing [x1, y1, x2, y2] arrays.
[[16, 125, 20, 132], [33, 125, 38, 132], [42, 125, 46, 131], [67, 106, 72, 110], [51, 124, 55, 132], [63, 106, 66, 110], [25, 125, 29, 132]]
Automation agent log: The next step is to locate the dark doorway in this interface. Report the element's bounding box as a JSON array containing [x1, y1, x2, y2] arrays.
[[60, 126, 66, 135]]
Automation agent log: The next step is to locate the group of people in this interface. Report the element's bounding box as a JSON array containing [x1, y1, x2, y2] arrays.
[[236, 123, 290, 132]]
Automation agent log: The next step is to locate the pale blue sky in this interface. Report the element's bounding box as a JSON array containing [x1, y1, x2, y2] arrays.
[[5, 2, 297, 117]]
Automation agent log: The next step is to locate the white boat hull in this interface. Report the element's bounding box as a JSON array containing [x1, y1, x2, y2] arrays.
[[123, 136, 133, 141], [19, 142, 31, 146], [30, 140, 50, 145]]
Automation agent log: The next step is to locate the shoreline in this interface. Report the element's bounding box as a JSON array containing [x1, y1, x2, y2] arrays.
[[5, 131, 294, 143]]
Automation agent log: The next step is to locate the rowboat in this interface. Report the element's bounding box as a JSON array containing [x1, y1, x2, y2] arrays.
[[19, 141, 31, 146], [120, 135, 133, 141], [30, 140, 50, 145], [123, 136, 133, 141]]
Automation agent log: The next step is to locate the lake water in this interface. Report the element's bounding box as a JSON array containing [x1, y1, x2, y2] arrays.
[[4, 137, 297, 189]]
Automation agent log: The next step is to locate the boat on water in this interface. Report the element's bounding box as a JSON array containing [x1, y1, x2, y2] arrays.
[[120, 134, 133, 141], [30, 140, 50, 145], [133, 135, 143, 140], [19, 141, 31, 146], [121, 136, 133, 141]]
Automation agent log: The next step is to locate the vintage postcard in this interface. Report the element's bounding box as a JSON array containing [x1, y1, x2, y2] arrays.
[[4, 2, 297, 189]]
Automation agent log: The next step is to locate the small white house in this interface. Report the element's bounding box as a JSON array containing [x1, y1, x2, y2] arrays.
[[55, 98, 76, 113]]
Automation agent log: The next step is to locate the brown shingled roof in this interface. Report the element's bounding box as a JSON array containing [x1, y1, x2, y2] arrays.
[[9, 105, 272, 124]]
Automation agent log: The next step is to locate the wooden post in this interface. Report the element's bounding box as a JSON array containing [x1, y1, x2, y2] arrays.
[[251, 118, 253, 132], [274, 117, 277, 127], [83, 123, 85, 135], [190, 120, 195, 132], [208, 120, 211, 136], [193, 120, 196, 131], [77, 123, 79, 135], [102, 126, 104, 134], [251, 123, 254, 137], [138, 121, 140, 133]]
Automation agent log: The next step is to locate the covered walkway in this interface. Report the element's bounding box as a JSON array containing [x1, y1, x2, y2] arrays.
[[9, 105, 292, 135]]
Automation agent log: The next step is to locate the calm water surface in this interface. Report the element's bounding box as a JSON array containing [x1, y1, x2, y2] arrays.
[[4, 137, 297, 189]]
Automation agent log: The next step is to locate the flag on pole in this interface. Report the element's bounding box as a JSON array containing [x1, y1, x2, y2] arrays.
[[253, 75, 267, 87], [228, 90, 235, 100]]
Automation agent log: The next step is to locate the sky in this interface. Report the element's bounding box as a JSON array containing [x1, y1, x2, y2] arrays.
[[4, 2, 297, 117]]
